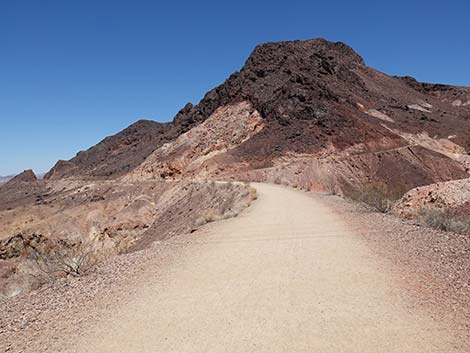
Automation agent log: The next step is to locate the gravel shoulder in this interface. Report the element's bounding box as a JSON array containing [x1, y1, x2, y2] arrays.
[[317, 191, 470, 343], [1, 183, 468, 352]]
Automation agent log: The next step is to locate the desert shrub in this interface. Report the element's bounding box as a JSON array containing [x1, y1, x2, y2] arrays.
[[348, 183, 402, 213], [203, 208, 220, 223], [29, 239, 102, 277], [0, 236, 106, 299], [321, 170, 338, 195], [417, 208, 470, 234]]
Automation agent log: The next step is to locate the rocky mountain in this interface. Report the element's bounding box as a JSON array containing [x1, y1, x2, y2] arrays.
[[45, 38, 470, 193]]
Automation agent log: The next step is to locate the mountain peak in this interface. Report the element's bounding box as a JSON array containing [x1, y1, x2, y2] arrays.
[[5, 169, 37, 186], [243, 38, 365, 73]]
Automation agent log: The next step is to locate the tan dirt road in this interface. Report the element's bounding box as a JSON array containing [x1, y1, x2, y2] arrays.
[[65, 183, 460, 353]]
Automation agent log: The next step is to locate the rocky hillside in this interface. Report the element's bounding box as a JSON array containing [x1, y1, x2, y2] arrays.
[[0, 179, 256, 298], [45, 120, 181, 179], [44, 38, 470, 193]]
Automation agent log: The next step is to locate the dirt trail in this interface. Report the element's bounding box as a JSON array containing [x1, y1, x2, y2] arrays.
[[65, 183, 460, 353]]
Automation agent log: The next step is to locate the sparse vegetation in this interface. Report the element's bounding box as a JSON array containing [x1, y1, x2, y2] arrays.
[[348, 183, 403, 213], [320, 168, 338, 195], [192, 182, 258, 229], [249, 187, 258, 201], [201, 208, 220, 223], [0, 234, 108, 299], [30, 239, 103, 278], [417, 208, 470, 234]]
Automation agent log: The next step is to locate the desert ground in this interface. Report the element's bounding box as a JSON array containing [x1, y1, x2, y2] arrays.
[[1, 183, 468, 353]]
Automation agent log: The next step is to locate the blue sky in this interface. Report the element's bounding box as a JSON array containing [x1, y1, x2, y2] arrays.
[[1, 0, 469, 176]]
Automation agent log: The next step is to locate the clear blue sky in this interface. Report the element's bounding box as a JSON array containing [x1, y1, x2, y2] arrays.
[[1, 0, 469, 176]]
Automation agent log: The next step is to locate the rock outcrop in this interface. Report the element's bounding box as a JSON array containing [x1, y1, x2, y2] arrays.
[[393, 177, 470, 219]]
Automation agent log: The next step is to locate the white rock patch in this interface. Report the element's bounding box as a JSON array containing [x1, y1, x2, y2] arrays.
[[407, 104, 431, 113], [366, 109, 395, 122], [418, 101, 433, 109]]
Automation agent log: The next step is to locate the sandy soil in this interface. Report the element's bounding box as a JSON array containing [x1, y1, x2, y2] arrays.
[[55, 183, 465, 353]]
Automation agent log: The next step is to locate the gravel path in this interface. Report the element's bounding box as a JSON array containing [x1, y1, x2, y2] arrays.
[[1, 183, 467, 352], [63, 183, 464, 352]]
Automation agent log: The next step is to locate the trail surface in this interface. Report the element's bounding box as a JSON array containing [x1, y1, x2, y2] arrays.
[[66, 183, 458, 353]]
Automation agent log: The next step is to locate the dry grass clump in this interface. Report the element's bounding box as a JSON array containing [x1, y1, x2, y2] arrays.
[[30, 239, 103, 278], [321, 169, 338, 195], [0, 234, 108, 299], [193, 182, 258, 228], [197, 208, 220, 225], [249, 187, 258, 201], [348, 183, 403, 213], [241, 182, 257, 199], [417, 208, 470, 234]]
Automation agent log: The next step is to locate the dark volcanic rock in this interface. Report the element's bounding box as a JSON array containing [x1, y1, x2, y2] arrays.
[[169, 39, 469, 162]]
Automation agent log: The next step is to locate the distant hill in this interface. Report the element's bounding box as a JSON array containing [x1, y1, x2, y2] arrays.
[[0, 175, 14, 185], [0, 172, 45, 185]]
